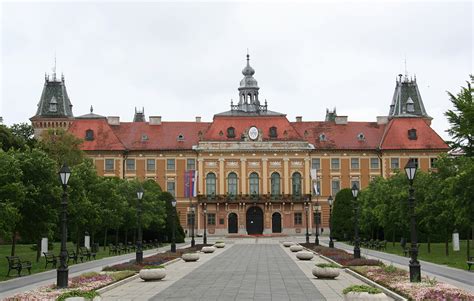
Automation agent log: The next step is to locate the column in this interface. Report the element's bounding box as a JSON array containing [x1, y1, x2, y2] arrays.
[[304, 157, 311, 195], [283, 158, 289, 194], [240, 158, 247, 194], [219, 158, 225, 195], [262, 158, 268, 195], [198, 158, 204, 195]]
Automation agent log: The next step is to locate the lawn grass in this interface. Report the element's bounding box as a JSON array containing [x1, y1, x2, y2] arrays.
[[377, 240, 472, 271], [0, 242, 128, 282]]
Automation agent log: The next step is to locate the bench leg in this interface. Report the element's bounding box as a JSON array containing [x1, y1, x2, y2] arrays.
[[27, 267, 31, 275], [17, 268, 22, 277], [7, 268, 11, 277]]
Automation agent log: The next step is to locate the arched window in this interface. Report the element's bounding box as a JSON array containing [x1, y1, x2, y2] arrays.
[[292, 172, 302, 196], [249, 172, 259, 195], [85, 129, 94, 141], [271, 172, 280, 197], [227, 127, 236, 138], [206, 173, 216, 196], [227, 172, 238, 196]]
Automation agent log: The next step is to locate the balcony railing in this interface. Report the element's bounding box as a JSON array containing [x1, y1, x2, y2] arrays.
[[197, 193, 311, 203]]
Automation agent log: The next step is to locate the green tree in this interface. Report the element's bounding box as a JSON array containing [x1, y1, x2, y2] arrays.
[[39, 128, 84, 166], [160, 192, 185, 243], [0, 125, 25, 151], [331, 189, 355, 240], [10, 123, 36, 149], [445, 75, 474, 156]]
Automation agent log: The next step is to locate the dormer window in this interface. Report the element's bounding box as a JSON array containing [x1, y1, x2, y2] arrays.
[[408, 128, 417, 140], [227, 127, 236, 138], [357, 133, 365, 141], [85, 129, 94, 141], [49, 96, 58, 112], [177, 134, 184, 141], [319, 133, 327, 141], [406, 97, 415, 113], [269, 126, 278, 138], [141, 134, 149, 141]]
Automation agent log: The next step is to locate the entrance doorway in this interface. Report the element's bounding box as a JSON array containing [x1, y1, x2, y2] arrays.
[[272, 212, 282, 233], [228, 213, 238, 233], [246, 206, 263, 235]]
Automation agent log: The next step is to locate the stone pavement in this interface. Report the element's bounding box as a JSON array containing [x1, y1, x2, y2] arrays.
[[319, 237, 474, 294], [102, 237, 371, 301]]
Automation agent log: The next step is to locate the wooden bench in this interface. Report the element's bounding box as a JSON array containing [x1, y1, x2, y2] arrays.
[[467, 256, 474, 271], [43, 252, 57, 268], [6, 256, 32, 277], [79, 247, 96, 262], [108, 244, 118, 255], [67, 249, 78, 264]]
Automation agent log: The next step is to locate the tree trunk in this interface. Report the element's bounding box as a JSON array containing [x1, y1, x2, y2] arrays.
[[76, 231, 80, 255], [133, 229, 136, 245], [467, 228, 470, 260], [115, 228, 119, 245], [445, 230, 449, 256], [103, 228, 108, 250], [36, 239, 41, 262], [124, 229, 128, 244], [427, 234, 431, 254], [10, 231, 16, 256], [392, 230, 395, 247]]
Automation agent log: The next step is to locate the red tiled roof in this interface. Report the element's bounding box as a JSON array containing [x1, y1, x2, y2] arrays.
[[111, 122, 211, 151], [204, 115, 303, 141], [69, 119, 125, 151], [292, 121, 386, 150], [379, 118, 449, 150]]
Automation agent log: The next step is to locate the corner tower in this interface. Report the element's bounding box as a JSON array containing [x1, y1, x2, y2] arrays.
[[388, 74, 430, 119], [30, 72, 74, 138]]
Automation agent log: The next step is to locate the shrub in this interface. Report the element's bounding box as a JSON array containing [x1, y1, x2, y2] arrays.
[[344, 258, 382, 267], [110, 270, 136, 281], [315, 263, 340, 268], [382, 264, 398, 274], [331, 189, 355, 240], [57, 290, 99, 301], [142, 265, 165, 269], [343, 285, 382, 295]]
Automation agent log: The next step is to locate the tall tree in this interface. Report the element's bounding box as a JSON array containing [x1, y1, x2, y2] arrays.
[[39, 128, 84, 166], [10, 123, 36, 149], [331, 189, 355, 240], [445, 75, 474, 156]]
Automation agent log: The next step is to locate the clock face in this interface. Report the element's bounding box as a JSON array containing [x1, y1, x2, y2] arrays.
[[248, 126, 259, 140]]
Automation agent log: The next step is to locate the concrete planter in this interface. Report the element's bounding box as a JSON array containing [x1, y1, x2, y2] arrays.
[[182, 253, 200, 262], [283, 242, 294, 247], [201, 246, 216, 253], [289, 245, 303, 252], [343, 292, 389, 300], [311, 266, 340, 279], [296, 251, 314, 260], [214, 242, 225, 248], [139, 268, 166, 281]]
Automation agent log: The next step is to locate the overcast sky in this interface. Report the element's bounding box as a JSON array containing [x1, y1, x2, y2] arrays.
[[1, 1, 472, 140]]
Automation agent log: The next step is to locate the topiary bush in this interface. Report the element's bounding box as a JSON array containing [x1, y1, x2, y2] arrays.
[[331, 189, 354, 241]]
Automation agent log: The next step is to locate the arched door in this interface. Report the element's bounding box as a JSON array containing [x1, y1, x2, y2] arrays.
[[272, 212, 282, 233], [228, 213, 238, 234], [246, 206, 264, 235]]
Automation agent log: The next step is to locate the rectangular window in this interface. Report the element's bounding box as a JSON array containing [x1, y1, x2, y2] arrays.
[[167, 181, 175, 196], [391, 158, 400, 169], [186, 159, 196, 170], [410, 158, 419, 168], [147, 159, 155, 171], [430, 158, 437, 168], [351, 158, 359, 169], [207, 213, 216, 225], [105, 159, 114, 171], [331, 158, 340, 170], [219, 218, 225, 225], [167, 159, 175, 171], [311, 158, 321, 170], [313, 180, 321, 196], [351, 180, 360, 190], [294, 213, 302, 225], [126, 159, 135, 171], [370, 158, 379, 169], [331, 179, 340, 196]]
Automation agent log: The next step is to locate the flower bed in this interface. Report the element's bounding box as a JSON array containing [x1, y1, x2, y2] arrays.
[[352, 265, 474, 301], [5, 271, 134, 301], [301, 244, 382, 267]]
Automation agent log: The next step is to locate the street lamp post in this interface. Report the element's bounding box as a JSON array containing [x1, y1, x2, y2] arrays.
[[314, 202, 320, 246], [171, 199, 177, 252], [136, 187, 144, 264], [57, 163, 71, 288], [351, 184, 360, 259], [305, 203, 309, 244], [405, 160, 421, 282], [328, 195, 334, 248], [203, 205, 207, 245], [190, 205, 195, 247]]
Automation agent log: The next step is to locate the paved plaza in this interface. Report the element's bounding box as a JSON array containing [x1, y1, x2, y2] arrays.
[[101, 238, 369, 301]]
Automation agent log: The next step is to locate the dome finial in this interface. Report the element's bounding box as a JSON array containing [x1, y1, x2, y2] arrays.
[[242, 51, 255, 76]]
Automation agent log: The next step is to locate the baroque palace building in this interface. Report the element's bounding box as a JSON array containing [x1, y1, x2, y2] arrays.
[[31, 55, 448, 236]]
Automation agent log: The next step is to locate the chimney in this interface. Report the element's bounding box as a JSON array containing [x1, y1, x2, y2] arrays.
[[195, 116, 201, 122], [335, 116, 348, 125], [376, 116, 389, 125], [149, 116, 162, 125], [107, 116, 120, 125], [296, 116, 302, 122]]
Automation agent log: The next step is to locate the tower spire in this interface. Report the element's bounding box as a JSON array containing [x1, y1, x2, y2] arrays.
[[52, 53, 57, 81]]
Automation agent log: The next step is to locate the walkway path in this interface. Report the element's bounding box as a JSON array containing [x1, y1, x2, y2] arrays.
[[0, 242, 188, 300], [318, 237, 474, 293]]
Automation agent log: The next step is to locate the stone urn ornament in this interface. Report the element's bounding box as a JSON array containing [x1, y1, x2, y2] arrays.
[[283, 242, 294, 247], [343, 285, 389, 300], [182, 253, 200, 262], [289, 244, 303, 252], [139, 266, 166, 281], [201, 246, 216, 253], [296, 251, 314, 260], [214, 241, 226, 248], [312, 263, 340, 279]]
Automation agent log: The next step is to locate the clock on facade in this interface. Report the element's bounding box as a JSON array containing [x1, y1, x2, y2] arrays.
[[248, 126, 259, 140]]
